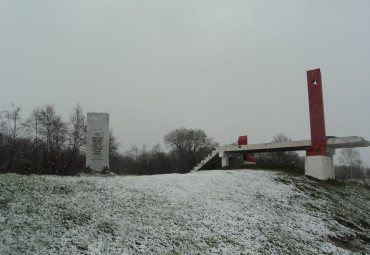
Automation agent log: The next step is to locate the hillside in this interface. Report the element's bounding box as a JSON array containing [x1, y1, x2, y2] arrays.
[[1, 170, 369, 254]]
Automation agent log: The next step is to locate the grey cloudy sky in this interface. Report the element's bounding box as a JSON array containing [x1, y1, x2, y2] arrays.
[[1, 0, 369, 165]]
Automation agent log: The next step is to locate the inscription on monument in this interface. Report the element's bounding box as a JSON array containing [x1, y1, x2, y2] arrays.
[[90, 131, 104, 159]]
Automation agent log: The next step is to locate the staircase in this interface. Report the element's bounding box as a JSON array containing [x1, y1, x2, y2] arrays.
[[191, 149, 220, 172]]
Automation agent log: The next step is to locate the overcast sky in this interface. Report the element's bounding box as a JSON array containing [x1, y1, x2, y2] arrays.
[[1, 0, 369, 165]]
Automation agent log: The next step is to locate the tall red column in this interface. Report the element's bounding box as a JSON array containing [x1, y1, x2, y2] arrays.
[[306, 68, 327, 156]]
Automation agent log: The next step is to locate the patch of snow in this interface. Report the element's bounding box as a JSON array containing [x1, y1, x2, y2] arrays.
[[0, 170, 368, 254]]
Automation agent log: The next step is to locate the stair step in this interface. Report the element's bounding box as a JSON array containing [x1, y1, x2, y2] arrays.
[[192, 149, 222, 172]]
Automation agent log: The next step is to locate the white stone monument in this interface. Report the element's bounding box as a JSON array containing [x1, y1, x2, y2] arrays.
[[86, 113, 109, 171]]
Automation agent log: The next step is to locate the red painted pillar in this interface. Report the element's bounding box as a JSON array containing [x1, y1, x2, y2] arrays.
[[238, 136, 256, 163], [306, 68, 327, 156], [238, 136, 248, 161], [238, 136, 248, 146]]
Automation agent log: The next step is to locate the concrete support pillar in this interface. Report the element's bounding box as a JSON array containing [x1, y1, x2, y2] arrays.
[[305, 155, 334, 180], [238, 135, 256, 164], [219, 151, 230, 167], [305, 147, 335, 180]]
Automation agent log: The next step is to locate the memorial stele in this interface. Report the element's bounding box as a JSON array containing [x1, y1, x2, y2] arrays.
[[86, 113, 109, 171]]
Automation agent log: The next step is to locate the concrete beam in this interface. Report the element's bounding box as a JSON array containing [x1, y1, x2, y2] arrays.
[[193, 136, 369, 172], [220, 140, 311, 153], [218, 136, 369, 154], [326, 136, 370, 149]]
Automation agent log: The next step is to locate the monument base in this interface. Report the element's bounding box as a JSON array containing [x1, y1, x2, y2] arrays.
[[220, 152, 230, 167], [305, 155, 334, 180]]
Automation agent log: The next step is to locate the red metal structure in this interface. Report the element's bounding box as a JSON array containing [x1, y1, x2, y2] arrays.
[[306, 68, 327, 156], [193, 68, 369, 178], [238, 136, 256, 163], [238, 136, 248, 146]]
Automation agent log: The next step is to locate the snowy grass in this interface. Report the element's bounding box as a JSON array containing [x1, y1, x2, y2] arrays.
[[1, 170, 369, 254]]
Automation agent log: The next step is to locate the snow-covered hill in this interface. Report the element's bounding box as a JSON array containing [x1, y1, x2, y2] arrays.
[[1, 170, 369, 254]]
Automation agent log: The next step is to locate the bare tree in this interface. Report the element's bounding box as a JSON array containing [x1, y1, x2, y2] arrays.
[[272, 133, 290, 143], [26, 108, 42, 172], [37, 104, 67, 174], [164, 127, 218, 173], [339, 148, 362, 167], [65, 104, 86, 173], [149, 144, 173, 174], [109, 129, 120, 154], [271, 133, 293, 165], [68, 104, 86, 152], [338, 148, 364, 179], [2, 104, 30, 171], [108, 129, 121, 173], [257, 133, 304, 169], [127, 145, 140, 162], [126, 145, 151, 174], [0, 111, 6, 171], [124, 144, 173, 175], [0, 110, 6, 168]]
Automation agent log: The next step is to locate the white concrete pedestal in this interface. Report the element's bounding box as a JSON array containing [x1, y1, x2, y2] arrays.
[[305, 155, 334, 180], [219, 152, 230, 167]]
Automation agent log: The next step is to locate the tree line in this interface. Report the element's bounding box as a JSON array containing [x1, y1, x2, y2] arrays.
[[1, 103, 367, 178], [0, 104, 218, 175], [335, 148, 370, 183], [0, 103, 91, 175], [110, 127, 219, 175]]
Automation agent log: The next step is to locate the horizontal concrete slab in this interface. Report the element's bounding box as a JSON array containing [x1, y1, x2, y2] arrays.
[[193, 136, 370, 172], [219, 136, 370, 153], [326, 136, 370, 149]]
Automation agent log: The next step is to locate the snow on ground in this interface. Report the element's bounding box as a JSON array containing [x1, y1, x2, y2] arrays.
[[1, 170, 369, 254]]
